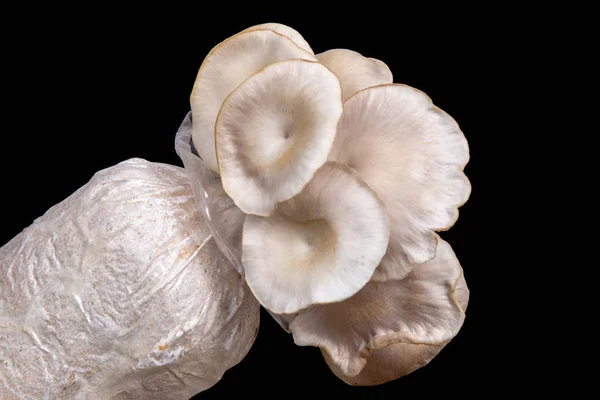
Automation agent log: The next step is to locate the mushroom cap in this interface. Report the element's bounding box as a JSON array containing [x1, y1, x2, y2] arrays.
[[242, 23, 314, 55], [215, 59, 343, 216], [241, 162, 390, 314], [322, 268, 469, 385], [317, 49, 393, 100], [190, 29, 316, 172], [290, 237, 467, 379], [328, 84, 470, 281], [323, 343, 446, 386]]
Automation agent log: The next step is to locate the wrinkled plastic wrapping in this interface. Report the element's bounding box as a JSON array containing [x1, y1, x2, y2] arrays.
[[0, 159, 260, 399], [175, 112, 294, 332]]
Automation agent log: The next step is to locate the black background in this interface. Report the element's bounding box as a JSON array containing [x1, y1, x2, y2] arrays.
[[3, 6, 489, 398]]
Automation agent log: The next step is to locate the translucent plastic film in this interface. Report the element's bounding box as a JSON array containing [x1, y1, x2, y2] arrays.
[[174, 113, 246, 276], [0, 159, 259, 399], [175, 112, 294, 332]]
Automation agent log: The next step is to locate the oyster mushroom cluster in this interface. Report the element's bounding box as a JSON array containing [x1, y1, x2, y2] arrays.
[[189, 23, 471, 385]]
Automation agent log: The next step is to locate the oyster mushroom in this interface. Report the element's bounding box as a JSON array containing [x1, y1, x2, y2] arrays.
[[242, 22, 314, 55], [328, 84, 471, 281], [215, 59, 343, 216], [190, 29, 316, 173], [290, 237, 468, 383], [241, 162, 390, 314], [317, 49, 393, 100]]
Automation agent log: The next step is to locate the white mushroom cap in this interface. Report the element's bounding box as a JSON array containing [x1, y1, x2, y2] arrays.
[[215, 59, 343, 216], [290, 237, 467, 380], [242, 23, 314, 55], [241, 162, 390, 314], [190, 29, 316, 172], [322, 267, 469, 385], [328, 84, 470, 281], [317, 49, 393, 100]]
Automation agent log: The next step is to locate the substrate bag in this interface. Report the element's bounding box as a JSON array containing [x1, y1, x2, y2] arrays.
[[0, 158, 259, 399]]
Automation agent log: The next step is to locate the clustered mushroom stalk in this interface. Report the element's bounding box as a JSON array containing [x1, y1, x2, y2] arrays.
[[189, 22, 471, 385]]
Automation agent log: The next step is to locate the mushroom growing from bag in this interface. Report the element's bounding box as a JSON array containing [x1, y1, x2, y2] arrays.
[[184, 21, 471, 386], [0, 159, 259, 399]]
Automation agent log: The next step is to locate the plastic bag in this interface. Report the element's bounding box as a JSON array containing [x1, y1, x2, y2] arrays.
[[0, 158, 259, 399], [175, 112, 294, 332]]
